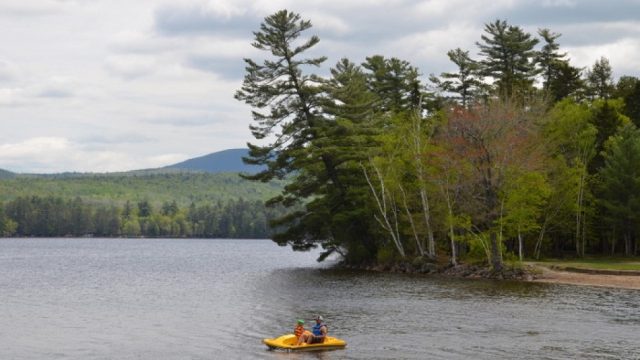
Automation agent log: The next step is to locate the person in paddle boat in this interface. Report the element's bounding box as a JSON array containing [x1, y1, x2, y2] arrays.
[[300, 315, 327, 344], [294, 319, 310, 345]]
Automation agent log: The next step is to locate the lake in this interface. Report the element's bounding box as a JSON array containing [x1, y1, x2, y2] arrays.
[[0, 238, 638, 359]]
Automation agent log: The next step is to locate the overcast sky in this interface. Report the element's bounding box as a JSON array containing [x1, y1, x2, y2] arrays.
[[1, 0, 639, 173]]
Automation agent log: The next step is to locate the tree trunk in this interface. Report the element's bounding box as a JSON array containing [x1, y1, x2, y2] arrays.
[[534, 222, 547, 260], [447, 201, 457, 266], [400, 186, 425, 257], [362, 162, 406, 258], [624, 232, 631, 257], [490, 232, 503, 271], [410, 107, 436, 260], [419, 188, 436, 259], [575, 169, 586, 258], [518, 228, 523, 262]]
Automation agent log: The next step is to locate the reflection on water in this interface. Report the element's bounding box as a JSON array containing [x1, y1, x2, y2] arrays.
[[0, 238, 638, 359]]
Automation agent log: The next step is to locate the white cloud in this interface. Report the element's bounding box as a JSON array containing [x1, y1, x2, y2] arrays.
[[566, 38, 640, 78], [0, 136, 186, 173], [0, 60, 20, 81], [104, 55, 159, 79], [0, 87, 26, 106], [0, 0, 64, 16], [1, 0, 639, 173]]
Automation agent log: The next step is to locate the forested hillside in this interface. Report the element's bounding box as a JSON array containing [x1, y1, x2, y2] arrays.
[[165, 148, 264, 173], [0, 171, 286, 238], [0, 169, 15, 179], [236, 10, 640, 267], [0, 172, 283, 206]]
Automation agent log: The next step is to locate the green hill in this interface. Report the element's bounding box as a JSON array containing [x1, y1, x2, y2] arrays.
[[165, 148, 264, 173], [0, 172, 283, 206], [0, 169, 15, 179]]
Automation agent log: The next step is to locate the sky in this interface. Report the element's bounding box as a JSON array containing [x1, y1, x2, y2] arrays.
[[1, 0, 639, 173]]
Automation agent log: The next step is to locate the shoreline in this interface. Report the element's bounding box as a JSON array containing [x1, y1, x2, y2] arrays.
[[339, 261, 640, 291], [530, 265, 640, 290]]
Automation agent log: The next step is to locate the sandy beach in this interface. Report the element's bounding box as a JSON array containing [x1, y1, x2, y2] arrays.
[[532, 266, 640, 290]]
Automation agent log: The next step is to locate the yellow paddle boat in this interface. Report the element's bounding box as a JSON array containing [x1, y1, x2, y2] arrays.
[[263, 334, 347, 351]]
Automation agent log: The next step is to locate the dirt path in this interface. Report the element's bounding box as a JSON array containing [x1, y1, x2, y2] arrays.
[[531, 265, 640, 290]]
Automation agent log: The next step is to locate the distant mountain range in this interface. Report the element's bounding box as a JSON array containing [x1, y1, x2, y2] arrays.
[[0, 148, 263, 176], [0, 149, 279, 206], [164, 148, 263, 174], [0, 168, 15, 179]]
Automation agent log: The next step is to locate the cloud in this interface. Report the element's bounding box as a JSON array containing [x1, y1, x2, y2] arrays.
[[497, 0, 640, 26], [0, 87, 26, 107], [34, 77, 76, 98], [108, 30, 182, 55], [142, 114, 217, 127], [0, 0, 64, 17], [0, 60, 19, 82], [566, 38, 640, 78], [104, 55, 158, 79], [154, 1, 257, 36], [0, 136, 174, 173]]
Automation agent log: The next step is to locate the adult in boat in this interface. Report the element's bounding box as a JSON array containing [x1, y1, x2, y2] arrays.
[[305, 315, 328, 344]]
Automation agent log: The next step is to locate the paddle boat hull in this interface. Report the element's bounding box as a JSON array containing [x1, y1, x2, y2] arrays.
[[263, 334, 347, 351]]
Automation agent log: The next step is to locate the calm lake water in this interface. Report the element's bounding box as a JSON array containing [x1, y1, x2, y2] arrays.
[[0, 238, 638, 359]]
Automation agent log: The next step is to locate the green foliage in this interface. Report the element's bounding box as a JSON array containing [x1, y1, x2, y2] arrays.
[[614, 76, 640, 128], [1, 196, 287, 239], [431, 48, 486, 107], [362, 55, 426, 112], [589, 99, 630, 172], [501, 171, 551, 236], [536, 28, 566, 91], [597, 125, 640, 255], [376, 245, 399, 265], [585, 57, 615, 100], [476, 19, 540, 99], [0, 172, 283, 206]]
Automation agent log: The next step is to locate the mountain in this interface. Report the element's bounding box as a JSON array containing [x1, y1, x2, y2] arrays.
[[165, 148, 263, 174], [0, 168, 15, 179], [0, 149, 282, 206]]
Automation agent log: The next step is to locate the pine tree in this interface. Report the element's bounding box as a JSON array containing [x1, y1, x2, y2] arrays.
[[431, 48, 485, 107], [536, 28, 566, 91], [598, 124, 640, 255], [547, 60, 584, 102], [476, 20, 540, 99], [362, 55, 424, 113], [236, 10, 380, 260], [615, 76, 640, 127], [585, 57, 614, 100]]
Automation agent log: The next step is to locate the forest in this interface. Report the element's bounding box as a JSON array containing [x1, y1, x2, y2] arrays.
[[236, 10, 640, 269], [0, 172, 288, 238], [0, 195, 287, 239]]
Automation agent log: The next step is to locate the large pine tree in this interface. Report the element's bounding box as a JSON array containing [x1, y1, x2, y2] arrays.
[[236, 10, 380, 261], [476, 19, 539, 99]]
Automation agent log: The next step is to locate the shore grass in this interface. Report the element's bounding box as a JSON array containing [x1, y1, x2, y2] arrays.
[[531, 257, 640, 271]]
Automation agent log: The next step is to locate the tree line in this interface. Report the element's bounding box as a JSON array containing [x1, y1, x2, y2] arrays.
[[236, 11, 640, 269], [0, 196, 287, 239]]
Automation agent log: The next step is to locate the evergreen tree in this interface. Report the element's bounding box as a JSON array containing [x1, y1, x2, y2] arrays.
[[615, 76, 640, 126], [431, 48, 485, 107], [598, 124, 640, 255], [585, 57, 614, 100], [536, 28, 566, 91], [236, 10, 361, 256], [362, 55, 424, 112], [547, 60, 584, 102], [589, 99, 629, 172], [476, 19, 540, 99]]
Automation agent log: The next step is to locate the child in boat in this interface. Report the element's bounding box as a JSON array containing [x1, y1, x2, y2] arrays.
[[294, 319, 305, 341]]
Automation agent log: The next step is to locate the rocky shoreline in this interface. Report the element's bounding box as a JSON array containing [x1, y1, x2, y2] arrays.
[[339, 259, 537, 281]]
